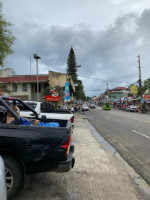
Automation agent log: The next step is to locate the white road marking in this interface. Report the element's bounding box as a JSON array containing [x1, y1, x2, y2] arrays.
[[132, 130, 150, 139]]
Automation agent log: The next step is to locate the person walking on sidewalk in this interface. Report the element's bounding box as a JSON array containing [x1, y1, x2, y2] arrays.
[[71, 105, 74, 113]]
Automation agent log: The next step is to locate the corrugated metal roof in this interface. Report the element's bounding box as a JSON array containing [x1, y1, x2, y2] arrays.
[[0, 75, 49, 83], [112, 87, 129, 91]]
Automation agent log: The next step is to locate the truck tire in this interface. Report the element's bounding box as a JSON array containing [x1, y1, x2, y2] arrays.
[[3, 156, 24, 199]]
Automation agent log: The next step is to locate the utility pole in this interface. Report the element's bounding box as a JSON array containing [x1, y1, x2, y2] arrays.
[[137, 55, 142, 95], [106, 82, 108, 91], [30, 56, 32, 75], [137, 55, 142, 110], [33, 54, 41, 102], [106, 82, 108, 102]]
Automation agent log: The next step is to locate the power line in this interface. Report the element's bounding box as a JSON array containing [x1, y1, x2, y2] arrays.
[[85, 89, 105, 91], [78, 74, 129, 84]]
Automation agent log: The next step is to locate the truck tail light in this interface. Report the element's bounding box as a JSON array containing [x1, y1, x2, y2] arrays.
[[61, 135, 71, 156], [70, 116, 74, 123]]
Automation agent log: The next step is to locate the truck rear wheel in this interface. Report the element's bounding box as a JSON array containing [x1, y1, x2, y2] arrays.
[[3, 156, 24, 199]]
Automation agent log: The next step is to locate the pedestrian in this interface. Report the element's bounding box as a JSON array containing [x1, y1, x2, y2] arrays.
[[75, 104, 78, 112], [71, 105, 74, 113], [78, 105, 81, 113]]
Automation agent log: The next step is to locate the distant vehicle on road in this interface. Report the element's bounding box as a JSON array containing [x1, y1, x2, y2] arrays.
[[102, 103, 111, 110], [90, 103, 96, 109], [82, 104, 89, 111], [125, 105, 138, 112]]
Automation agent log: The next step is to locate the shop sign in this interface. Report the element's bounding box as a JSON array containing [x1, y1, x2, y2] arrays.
[[131, 85, 138, 94], [143, 95, 150, 100], [45, 88, 60, 102]]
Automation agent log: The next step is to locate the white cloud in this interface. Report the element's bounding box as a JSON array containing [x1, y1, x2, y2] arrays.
[[1, 1, 150, 96]]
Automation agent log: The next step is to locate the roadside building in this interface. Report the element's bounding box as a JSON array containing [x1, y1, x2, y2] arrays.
[[0, 69, 76, 106], [105, 87, 130, 108], [92, 96, 100, 105], [0, 68, 49, 100], [48, 71, 76, 106]]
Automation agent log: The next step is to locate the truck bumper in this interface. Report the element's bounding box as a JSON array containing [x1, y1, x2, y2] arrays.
[[56, 156, 75, 172]]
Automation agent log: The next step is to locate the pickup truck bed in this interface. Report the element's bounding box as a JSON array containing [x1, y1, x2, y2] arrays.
[[16, 101, 74, 124], [0, 97, 75, 199]]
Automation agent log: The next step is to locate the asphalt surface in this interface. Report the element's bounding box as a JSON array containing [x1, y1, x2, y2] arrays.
[[85, 107, 150, 185]]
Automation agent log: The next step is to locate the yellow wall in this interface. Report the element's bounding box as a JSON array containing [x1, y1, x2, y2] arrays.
[[48, 71, 76, 106]]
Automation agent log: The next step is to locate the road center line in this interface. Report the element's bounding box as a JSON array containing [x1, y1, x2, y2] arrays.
[[132, 130, 150, 139]]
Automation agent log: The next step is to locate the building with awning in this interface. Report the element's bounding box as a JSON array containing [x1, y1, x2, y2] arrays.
[[107, 87, 130, 103]]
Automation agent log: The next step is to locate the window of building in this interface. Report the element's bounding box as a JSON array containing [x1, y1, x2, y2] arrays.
[[35, 83, 41, 93], [1, 85, 7, 91], [12, 84, 17, 92], [22, 84, 27, 92]]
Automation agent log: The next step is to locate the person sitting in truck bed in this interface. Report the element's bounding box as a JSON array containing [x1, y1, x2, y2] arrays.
[[6, 100, 20, 124], [11, 100, 20, 116]]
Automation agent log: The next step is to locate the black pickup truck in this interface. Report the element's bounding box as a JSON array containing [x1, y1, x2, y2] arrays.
[[0, 97, 75, 199]]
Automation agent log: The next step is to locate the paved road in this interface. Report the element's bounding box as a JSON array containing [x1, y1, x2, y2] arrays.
[[85, 107, 150, 185]]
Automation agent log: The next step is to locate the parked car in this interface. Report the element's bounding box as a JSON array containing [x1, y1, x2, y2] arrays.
[[125, 105, 138, 112], [82, 104, 89, 111], [0, 96, 75, 199], [0, 156, 7, 200], [102, 102, 111, 110], [90, 103, 96, 109], [10, 101, 74, 125]]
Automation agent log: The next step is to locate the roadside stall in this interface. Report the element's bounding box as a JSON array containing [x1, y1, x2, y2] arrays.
[[143, 95, 150, 112]]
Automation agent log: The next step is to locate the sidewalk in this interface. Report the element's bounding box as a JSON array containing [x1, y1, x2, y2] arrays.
[[14, 113, 149, 200]]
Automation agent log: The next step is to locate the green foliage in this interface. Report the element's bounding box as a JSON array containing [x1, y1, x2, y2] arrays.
[[55, 85, 64, 101], [86, 96, 92, 101], [141, 78, 150, 94], [67, 47, 86, 100], [75, 80, 86, 101], [42, 85, 50, 97], [67, 47, 77, 82], [0, 2, 15, 67]]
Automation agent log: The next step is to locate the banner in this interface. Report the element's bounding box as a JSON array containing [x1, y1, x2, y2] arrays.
[[131, 85, 138, 94], [143, 95, 150, 100], [45, 88, 60, 102], [64, 82, 70, 102]]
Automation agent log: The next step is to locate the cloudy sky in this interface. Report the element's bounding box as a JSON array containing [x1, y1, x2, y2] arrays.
[[1, 0, 150, 96]]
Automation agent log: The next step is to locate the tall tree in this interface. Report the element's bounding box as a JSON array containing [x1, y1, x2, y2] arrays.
[[75, 80, 86, 101], [67, 47, 77, 82], [0, 2, 15, 67]]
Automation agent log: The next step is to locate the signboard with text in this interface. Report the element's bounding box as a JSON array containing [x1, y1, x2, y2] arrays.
[[131, 85, 138, 95], [45, 88, 60, 102]]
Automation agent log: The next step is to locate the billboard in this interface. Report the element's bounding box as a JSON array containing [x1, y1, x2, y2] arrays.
[[131, 85, 138, 94], [64, 82, 70, 102]]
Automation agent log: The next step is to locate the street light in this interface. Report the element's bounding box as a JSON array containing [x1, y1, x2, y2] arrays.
[[33, 54, 41, 101]]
